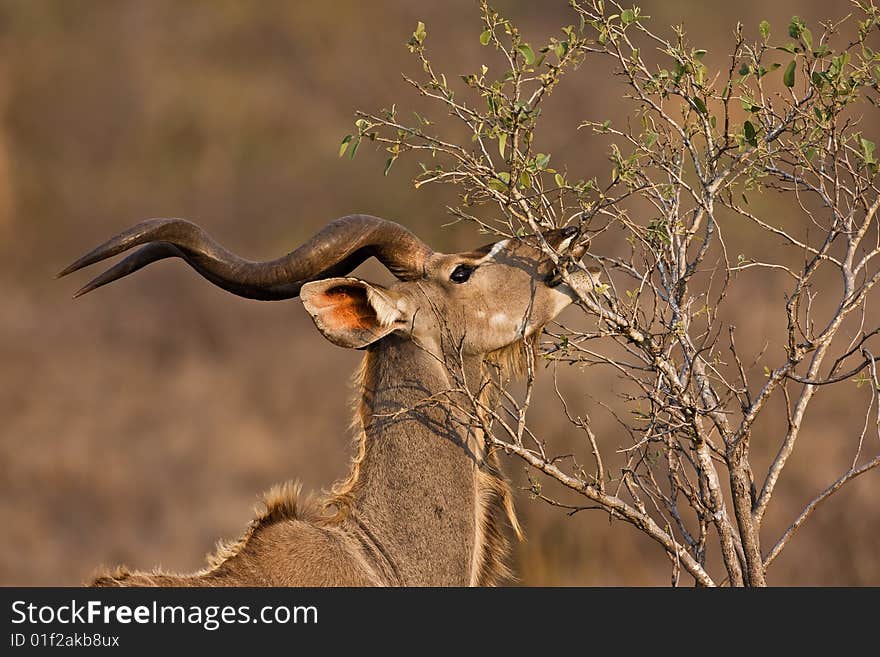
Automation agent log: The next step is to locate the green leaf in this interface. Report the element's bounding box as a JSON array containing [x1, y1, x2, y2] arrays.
[[802, 27, 813, 51], [860, 136, 876, 165], [414, 21, 427, 44], [498, 132, 507, 159], [554, 173, 566, 188], [517, 43, 536, 66], [519, 171, 531, 188], [339, 134, 353, 158], [743, 120, 758, 147], [383, 156, 396, 176], [741, 96, 759, 112], [692, 96, 708, 115], [535, 153, 551, 169], [783, 60, 796, 88], [643, 130, 659, 148], [621, 9, 636, 26], [788, 16, 804, 39], [759, 20, 770, 40], [480, 29, 492, 46], [489, 172, 511, 192]]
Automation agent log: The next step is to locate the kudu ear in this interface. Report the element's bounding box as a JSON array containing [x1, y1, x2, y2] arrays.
[[300, 277, 409, 349]]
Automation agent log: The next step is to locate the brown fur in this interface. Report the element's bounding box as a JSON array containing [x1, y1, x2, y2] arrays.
[[322, 350, 525, 586], [204, 481, 317, 571], [320, 356, 372, 524], [92, 482, 315, 586]]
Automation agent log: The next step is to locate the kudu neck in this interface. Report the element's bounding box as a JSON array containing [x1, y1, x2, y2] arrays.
[[346, 334, 486, 585]]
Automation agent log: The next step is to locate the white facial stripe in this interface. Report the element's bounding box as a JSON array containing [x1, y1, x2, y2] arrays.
[[480, 239, 510, 263]]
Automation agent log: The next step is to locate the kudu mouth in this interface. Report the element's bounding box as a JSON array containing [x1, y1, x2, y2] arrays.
[[543, 225, 587, 288]]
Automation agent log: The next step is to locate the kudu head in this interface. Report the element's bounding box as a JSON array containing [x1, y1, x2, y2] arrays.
[[58, 215, 597, 360]]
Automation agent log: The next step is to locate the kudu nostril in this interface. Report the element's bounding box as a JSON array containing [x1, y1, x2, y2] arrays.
[[560, 225, 578, 238]]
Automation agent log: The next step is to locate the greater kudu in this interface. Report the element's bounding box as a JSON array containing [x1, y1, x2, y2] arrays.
[[59, 215, 597, 586]]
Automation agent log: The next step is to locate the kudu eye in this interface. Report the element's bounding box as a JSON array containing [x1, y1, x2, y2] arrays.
[[449, 264, 474, 284]]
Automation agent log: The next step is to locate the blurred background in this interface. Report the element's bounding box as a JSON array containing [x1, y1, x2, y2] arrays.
[[0, 0, 877, 586]]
